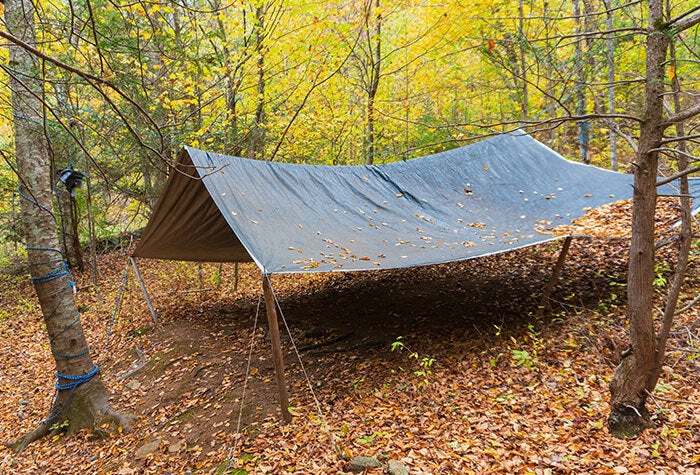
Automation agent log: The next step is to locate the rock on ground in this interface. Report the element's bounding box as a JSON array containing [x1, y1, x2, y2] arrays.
[[135, 440, 160, 459], [387, 459, 409, 475], [347, 456, 381, 473], [168, 441, 183, 453]]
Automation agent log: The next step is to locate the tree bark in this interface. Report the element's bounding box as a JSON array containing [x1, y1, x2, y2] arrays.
[[249, 4, 267, 160], [4, 0, 131, 452], [605, 0, 618, 170], [608, 0, 668, 438], [366, 0, 382, 165], [518, 0, 528, 121], [53, 83, 84, 270], [56, 186, 84, 271], [648, 28, 692, 399], [573, 0, 589, 163], [541, 0, 556, 141], [212, 1, 244, 156]]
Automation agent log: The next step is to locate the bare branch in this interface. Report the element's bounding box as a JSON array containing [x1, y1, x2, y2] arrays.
[[649, 147, 700, 162], [676, 292, 700, 316], [0, 63, 110, 182], [661, 133, 700, 144], [667, 7, 700, 32], [0, 27, 167, 156], [665, 101, 700, 126], [646, 390, 700, 407], [655, 165, 700, 186], [605, 118, 639, 153], [268, 23, 363, 162]]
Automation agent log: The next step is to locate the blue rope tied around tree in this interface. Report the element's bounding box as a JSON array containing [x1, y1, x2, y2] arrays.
[[55, 363, 99, 390], [30, 261, 69, 283], [41, 364, 99, 424], [17, 184, 98, 423], [17, 186, 55, 219]]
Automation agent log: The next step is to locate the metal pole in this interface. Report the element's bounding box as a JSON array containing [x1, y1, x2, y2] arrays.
[[537, 236, 573, 316], [130, 257, 159, 326], [262, 274, 291, 423]]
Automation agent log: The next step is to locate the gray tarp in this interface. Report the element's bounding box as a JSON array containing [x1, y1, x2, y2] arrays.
[[133, 132, 700, 274]]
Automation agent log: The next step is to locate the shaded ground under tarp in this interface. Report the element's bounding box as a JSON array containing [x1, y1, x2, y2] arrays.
[[134, 132, 700, 273]]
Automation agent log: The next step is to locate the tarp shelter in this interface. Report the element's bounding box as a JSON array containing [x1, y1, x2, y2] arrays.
[[133, 132, 700, 272], [132, 132, 700, 419]]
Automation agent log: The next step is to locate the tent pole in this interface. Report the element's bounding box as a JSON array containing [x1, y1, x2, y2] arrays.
[[130, 257, 160, 326], [537, 236, 573, 317], [216, 263, 223, 290], [262, 274, 291, 423], [234, 262, 239, 291]]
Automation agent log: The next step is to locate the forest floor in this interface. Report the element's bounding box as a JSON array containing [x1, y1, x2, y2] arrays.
[[1, 234, 699, 474]]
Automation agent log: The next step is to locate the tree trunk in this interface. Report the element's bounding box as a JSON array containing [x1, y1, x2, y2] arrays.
[[605, 0, 618, 170], [648, 32, 692, 400], [518, 0, 528, 121], [147, 19, 172, 210], [541, 0, 556, 141], [366, 0, 382, 165], [4, 0, 131, 452], [573, 0, 589, 163], [608, 0, 667, 438], [66, 89, 101, 299], [56, 186, 84, 271], [216, 8, 242, 157], [249, 4, 267, 160], [52, 84, 84, 271]]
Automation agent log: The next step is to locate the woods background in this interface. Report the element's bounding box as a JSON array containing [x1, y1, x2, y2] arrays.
[[2, 0, 699, 265]]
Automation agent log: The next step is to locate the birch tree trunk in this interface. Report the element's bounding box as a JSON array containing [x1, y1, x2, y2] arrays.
[[4, 0, 131, 452]]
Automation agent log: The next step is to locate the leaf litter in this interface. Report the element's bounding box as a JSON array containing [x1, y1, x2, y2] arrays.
[[0, 198, 698, 473]]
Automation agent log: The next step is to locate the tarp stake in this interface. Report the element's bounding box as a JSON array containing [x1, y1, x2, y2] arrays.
[[130, 257, 160, 326], [262, 274, 291, 423], [537, 236, 573, 317]]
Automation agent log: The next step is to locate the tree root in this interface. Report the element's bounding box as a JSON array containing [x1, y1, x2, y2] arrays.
[[104, 408, 137, 432], [5, 379, 135, 454], [6, 421, 53, 455], [6, 408, 136, 455], [608, 402, 653, 438]]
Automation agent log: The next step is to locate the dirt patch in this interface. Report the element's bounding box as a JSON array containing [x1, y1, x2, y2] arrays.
[[110, 317, 281, 456]]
